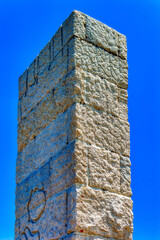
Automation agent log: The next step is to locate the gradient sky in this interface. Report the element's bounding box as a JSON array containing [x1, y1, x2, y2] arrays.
[[0, 0, 160, 240]]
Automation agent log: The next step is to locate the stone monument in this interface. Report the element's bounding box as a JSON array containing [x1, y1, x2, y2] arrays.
[[15, 10, 133, 240]]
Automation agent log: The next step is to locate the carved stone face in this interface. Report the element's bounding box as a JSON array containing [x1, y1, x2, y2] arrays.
[[27, 187, 46, 223]]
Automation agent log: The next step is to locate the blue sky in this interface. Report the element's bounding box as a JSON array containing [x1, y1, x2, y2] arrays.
[[0, 0, 160, 239]]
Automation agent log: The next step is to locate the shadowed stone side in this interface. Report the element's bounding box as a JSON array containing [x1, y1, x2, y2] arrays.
[[15, 10, 133, 240]]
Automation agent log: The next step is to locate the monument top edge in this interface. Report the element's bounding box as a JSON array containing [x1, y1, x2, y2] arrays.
[[68, 9, 126, 38], [19, 9, 127, 80]]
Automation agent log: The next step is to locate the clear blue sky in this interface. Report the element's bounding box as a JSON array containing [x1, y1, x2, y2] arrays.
[[0, 0, 160, 239]]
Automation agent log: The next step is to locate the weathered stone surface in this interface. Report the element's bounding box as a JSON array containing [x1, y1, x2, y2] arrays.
[[62, 10, 127, 60], [17, 109, 68, 181], [75, 69, 119, 117], [62, 10, 86, 46], [54, 26, 62, 56], [118, 33, 127, 60], [88, 146, 121, 193], [16, 140, 88, 219], [16, 10, 132, 240], [19, 46, 68, 121], [18, 69, 127, 152], [16, 105, 76, 184], [18, 69, 128, 152], [85, 14, 118, 56], [89, 237, 120, 240], [14, 219, 20, 240], [27, 60, 35, 88], [64, 234, 88, 240], [120, 155, 132, 197], [17, 70, 76, 152], [38, 42, 50, 74], [18, 24, 128, 150], [65, 235, 121, 240], [118, 88, 128, 121], [19, 191, 68, 240], [17, 100, 22, 125], [85, 13, 127, 59], [19, 69, 27, 99], [68, 186, 133, 240], [74, 103, 130, 157], [73, 38, 128, 89]]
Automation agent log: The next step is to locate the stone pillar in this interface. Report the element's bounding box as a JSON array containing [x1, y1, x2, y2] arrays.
[[15, 10, 133, 240]]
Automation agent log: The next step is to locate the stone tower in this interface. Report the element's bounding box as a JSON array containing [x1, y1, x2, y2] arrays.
[[15, 10, 133, 240]]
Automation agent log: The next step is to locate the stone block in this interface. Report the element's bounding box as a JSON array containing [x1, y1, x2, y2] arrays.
[[68, 186, 133, 240], [67, 12, 126, 60], [118, 33, 127, 60], [68, 37, 76, 72], [65, 234, 89, 240], [118, 97, 128, 121], [18, 28, 128, 138], [34, 55, 39, 80], [89, 237, 119, 240], [85, 14, 118, 56], [16, 105, 76, 184], [54, 26, 62, 57], [19, 46, 68, 121], [88, 146, 120, 193], [73, 38, 128, 90], [15, 219, 20, 240], [19, 69, 27, 99], [16, 10, 132, 240], [27, 60, 35, 88], [50, 36, 55, 61], [62, 10, 86, 46], [118, 88, 128, 121], [17, 69, 76, 152], [75, 69, 119, 117], [19, 191, 68, 240], [62, 10, 127, 60], [38, 41, 50, 74], [17, 100, 22, 126], [15, 140, 88, 218], [120, 155, 132, 197], [74, 103, 130, 157]]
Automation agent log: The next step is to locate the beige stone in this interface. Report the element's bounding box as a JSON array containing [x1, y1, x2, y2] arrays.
[[68, 186, 133, 240], [15, 140, 88, 219], [74, 103, 130, 157], [73, 38, 128, 89], [62, 10, 127, 59], [62, 10, 86, 46], [88, 146, 121, 193], [15, 10, 133, 240], [18, 68, 128, 152], [19, 46, 68, 121], [16, 105, 76, 184], [120, 155, 132, 197], [17, 70, 76, 152]]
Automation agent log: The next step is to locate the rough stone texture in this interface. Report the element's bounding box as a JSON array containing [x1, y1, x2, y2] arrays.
[[74, 103, 130, 157], [87, 147, 121, 193], [15, 10, 133, 240], [120, 156, 132, 197], [19, 190, 68, 240], [68, 186, 133, 240], [73, 38, 128, 89], [15, 140, 88, 219]]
